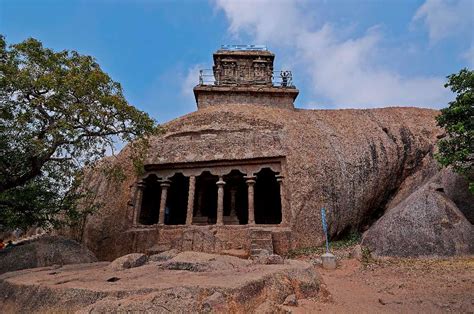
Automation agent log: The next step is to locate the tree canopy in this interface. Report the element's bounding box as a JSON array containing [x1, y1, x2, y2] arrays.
[[436, 68, 473, 192], [0, 36, 158, 229]]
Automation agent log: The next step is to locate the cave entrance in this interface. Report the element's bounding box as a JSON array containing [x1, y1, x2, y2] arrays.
[[139, 174, 161, 225], [193, 171, 218, 225], [255, 168, 281, 224], [223, 170, 248, 225], [165, 173, 189, 225]]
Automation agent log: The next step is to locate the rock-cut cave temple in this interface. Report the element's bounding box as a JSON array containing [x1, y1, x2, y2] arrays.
[[80, 45, 445, 260]]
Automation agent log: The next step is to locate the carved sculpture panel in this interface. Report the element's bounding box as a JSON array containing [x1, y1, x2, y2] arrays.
[[213, 55, 273, 86]]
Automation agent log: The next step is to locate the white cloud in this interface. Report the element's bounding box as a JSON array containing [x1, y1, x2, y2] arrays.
[[214, 0, 452, 108], [413, 0, 473, 43]]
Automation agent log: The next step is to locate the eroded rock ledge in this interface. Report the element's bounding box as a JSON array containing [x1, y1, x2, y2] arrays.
[[0, 252, 320, 313]]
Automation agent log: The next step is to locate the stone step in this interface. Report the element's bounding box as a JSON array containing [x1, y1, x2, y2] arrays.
[[249, 230, 272, 241], [250, 243, 273, 253], [250, 248, 270, 257], [250, 239, 274, 253]]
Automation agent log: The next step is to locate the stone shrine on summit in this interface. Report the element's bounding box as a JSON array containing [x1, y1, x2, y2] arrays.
[[193, 45, 299, 109]]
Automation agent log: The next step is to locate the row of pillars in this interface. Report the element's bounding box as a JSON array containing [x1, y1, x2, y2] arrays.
[[134, 173, 286, 226]]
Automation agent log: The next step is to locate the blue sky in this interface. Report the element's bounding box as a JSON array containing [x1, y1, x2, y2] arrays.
[[1, 0, 473, 123]]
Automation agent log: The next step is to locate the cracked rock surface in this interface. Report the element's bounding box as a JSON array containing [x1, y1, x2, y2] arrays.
[[0, 251, 320, 313]]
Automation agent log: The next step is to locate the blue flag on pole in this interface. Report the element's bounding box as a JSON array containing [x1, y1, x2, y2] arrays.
[[321, 208, 329, 253]]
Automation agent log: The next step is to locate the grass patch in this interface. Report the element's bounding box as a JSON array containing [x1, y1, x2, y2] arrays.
[[287, 231, 361, 258]]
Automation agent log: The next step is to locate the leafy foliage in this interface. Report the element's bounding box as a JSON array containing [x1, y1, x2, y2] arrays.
[[0, 36, 159, 229], [436, 68, 474, 192]]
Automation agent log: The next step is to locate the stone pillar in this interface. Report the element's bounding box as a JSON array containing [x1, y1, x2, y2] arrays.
[[216, 176, 225, 225], [158, 179, 171, 225], [133, 181, 146, 225], [245, 176, 256, 225], [186, 176, 196, 225], [276, 174, 286, 225]]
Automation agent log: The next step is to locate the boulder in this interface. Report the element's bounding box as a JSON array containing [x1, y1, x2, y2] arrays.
[[108, 253, 147, 270], [352, 244, 363, 261], [0, 235, 97, 274], [362, 176, 474, 257], [439, 169, 474, 224], [283, 294, 298, 306]]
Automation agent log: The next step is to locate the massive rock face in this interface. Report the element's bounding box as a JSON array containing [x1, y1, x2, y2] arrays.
[[74, 105, 472, 260]]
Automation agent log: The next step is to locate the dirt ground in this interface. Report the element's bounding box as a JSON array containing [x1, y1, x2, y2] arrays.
[[289, 253, 474, 313]]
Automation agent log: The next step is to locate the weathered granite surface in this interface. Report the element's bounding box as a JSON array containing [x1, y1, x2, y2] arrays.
[[362, 169, 474, 257], [0, 252, 320, 313], [0, 236, 97, 274], [74, 105, 453, 260]]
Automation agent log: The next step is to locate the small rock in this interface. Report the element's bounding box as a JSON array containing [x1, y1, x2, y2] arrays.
[[352, 245, 363, 261], [283, 294, 297, 306], [201, 292, 226, 312], [108, 253, 147, 271], [378, 298, 386, 305]]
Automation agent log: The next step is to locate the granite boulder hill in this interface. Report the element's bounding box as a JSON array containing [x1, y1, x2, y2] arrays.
[[69, 104, 474, 260]]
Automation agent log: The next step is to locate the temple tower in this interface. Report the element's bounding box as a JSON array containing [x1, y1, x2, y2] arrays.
[[193, 45, 299, 109]]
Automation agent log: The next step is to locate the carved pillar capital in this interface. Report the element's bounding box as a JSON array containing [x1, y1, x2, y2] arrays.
[[244, 175, 256, 185], [160, 179, 171, 188], [276, 174, 284, 183], [216, 176, 226, 186]]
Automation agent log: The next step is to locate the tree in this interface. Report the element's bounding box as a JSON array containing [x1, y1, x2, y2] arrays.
[[0, 36, 158, 229], [436, 68, 473, 192]]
